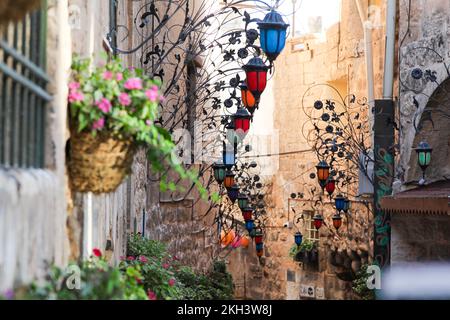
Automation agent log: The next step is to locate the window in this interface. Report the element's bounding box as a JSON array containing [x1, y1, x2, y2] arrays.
[[0, 5, 50, 168], [303, 210, 319, 242]]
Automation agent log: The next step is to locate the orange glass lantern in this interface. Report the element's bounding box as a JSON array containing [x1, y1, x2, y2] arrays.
[[332, 213, 342, 230], [241, 236, 250, 248], [240, 83, 257, 115], [316, 161, 330, 189], [256, 249, 264, 257], [220, 229, 236, 247], [224, 171, 235, 189]]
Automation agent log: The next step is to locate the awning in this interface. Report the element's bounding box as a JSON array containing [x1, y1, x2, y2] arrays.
[[381, 180, 450, 215]]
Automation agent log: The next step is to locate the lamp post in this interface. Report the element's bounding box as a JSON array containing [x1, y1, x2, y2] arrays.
[[257, 9, 289, 62]]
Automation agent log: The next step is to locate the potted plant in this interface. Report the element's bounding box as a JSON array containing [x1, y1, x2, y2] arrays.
[[67, 56, 207, 196], [289, 239, 316, 263]]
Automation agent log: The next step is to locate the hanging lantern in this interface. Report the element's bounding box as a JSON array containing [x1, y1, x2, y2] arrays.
[[255, 242, 264, 251], [249, 228, 257, 238], [243, 57, 269, 99], [313, 214, 324, 230], [294, 232, 303, 246], [325, 179, 336, 196], [224, 171, 235, 189], [241, 236, 250, 248], [242, 207, 253, 221], [233, 108, 252, 136], [212, 163, 226, 184], [316, 161, 330, 189], [256, 249, 264, 257], [416, 141, 432, 178], [220, 229, 236, 247], [231, 235, 242, 249], [238, 193, 249, 210], [254, 231, 263, 245], [240, 83, 258, 115], [257, 10, 289, 62], [245, 219, 254, 233], [332, 213, 343, 230], [223, 141, 236, 169], [227, 184, 240, 203], [335, 194, 345, 212], [343, 198, 350, 214]]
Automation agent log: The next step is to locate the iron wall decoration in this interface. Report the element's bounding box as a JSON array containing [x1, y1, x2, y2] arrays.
[[106, 0, 286, 256]]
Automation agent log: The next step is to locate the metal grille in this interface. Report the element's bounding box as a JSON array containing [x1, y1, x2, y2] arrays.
[[0, 5, 50, 169]]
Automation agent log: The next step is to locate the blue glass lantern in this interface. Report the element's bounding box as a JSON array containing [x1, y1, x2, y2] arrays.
[[223, 141, 236, 169], [256, 242, 264, 251], [294, 232, 303, 246], [335, 194, 345, 212], [245, 219, 254, 233], [227, 184, 240, 203], [257, 10, 289, 62]]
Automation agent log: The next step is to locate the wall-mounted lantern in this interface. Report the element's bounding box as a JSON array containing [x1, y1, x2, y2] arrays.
[[243, 57, 269, 99], [415, 141, 432, 180], [223, 141, 237, 169], [316, 160, 330, 189], [240, 83, 258, 115], [213, 163, 226, 184], [233, 107, 252, 135], [238, 193, 249, 210], [332, 213, 342, 230], [325, 179, 336, 196], [245, 219, 255, 233], [335, 194, 345, 212], [313, 214, 324, 230], [257, 9, 289, 62], [227, 184, 240, 203], [242, 207, 254, 221], [294, 232, 303, 246]]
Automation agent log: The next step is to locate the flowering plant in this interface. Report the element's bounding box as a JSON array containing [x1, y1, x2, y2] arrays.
[[69, 56, 210, 197]]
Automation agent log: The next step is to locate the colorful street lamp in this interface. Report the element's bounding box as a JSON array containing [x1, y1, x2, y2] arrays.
[[255, 242, 264, 251], [335, 194, 345, 212], [212, 163, 226, 184], [416, 141, 433, 179], [224, 171, 235, 189], [257, 10, 289, 62], [325, 179, 336, 196], [240, 83, 258, 115], [313, 214, 324, 230], [256, 248, 264, 257], [294, 232, 303, 246], [245, 219, 255, 233], [242, 57, 269, 99], [227, 184, 240, 203], [238, 193, 249, 210], [233, 107, 252, 136], [332, 213, 343, 230], [242, 207, 254, 221], [316, 161, 330, 189]]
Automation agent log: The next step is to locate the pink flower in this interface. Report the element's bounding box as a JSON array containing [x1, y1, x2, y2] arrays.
[[146, 120, 153, 126], [168, 278, 176, 287], [93, 248, 102, 257], [127, 256, 135, 261], [124, 78, 143, 90], [96, 98, 112, 113], [162, 263, 170, 269], [68, 91, 84, 103], [103, 71, 113, 80], [147, 290, 157, 300], [116, 73, 123, 81], [119, 256, 125, 261], [118, 93, 132, 106], [92, 118, 105, 130], [145, 87, 159, 102], [139, 255, 148, 263], [69, 82, 80, 91]]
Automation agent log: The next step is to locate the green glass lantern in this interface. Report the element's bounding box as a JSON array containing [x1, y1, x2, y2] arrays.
[[212, 163, 226, 184], [416, 141, 432, 169], [238, 194, 249, 210]]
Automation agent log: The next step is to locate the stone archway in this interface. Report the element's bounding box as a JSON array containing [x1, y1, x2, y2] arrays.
[[406, 77, 450, 183]]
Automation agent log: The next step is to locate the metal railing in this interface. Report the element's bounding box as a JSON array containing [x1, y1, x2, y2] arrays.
[[0, 5, 50, 169]]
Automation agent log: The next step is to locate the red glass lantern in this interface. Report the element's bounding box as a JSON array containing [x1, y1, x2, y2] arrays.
[[242, 207, 253, 221], [325, 179, 336, 196], [313, 214, 324, 230], [240, 83, 258, 115], [242, 57, 269, 99], [233, 108, 252, 135], [224, 171, 235, 189], [332, 213, 342, 230], [254, 231, 263, 245]]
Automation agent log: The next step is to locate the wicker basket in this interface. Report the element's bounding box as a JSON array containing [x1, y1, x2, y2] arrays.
[[68, 129, 136, 194], [0, 0, 42, 26]]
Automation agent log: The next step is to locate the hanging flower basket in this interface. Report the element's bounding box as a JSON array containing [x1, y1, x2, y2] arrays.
[[67, 57, 164, 194], [0, 0, 41, 25], [68, 129, 135, 194]]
